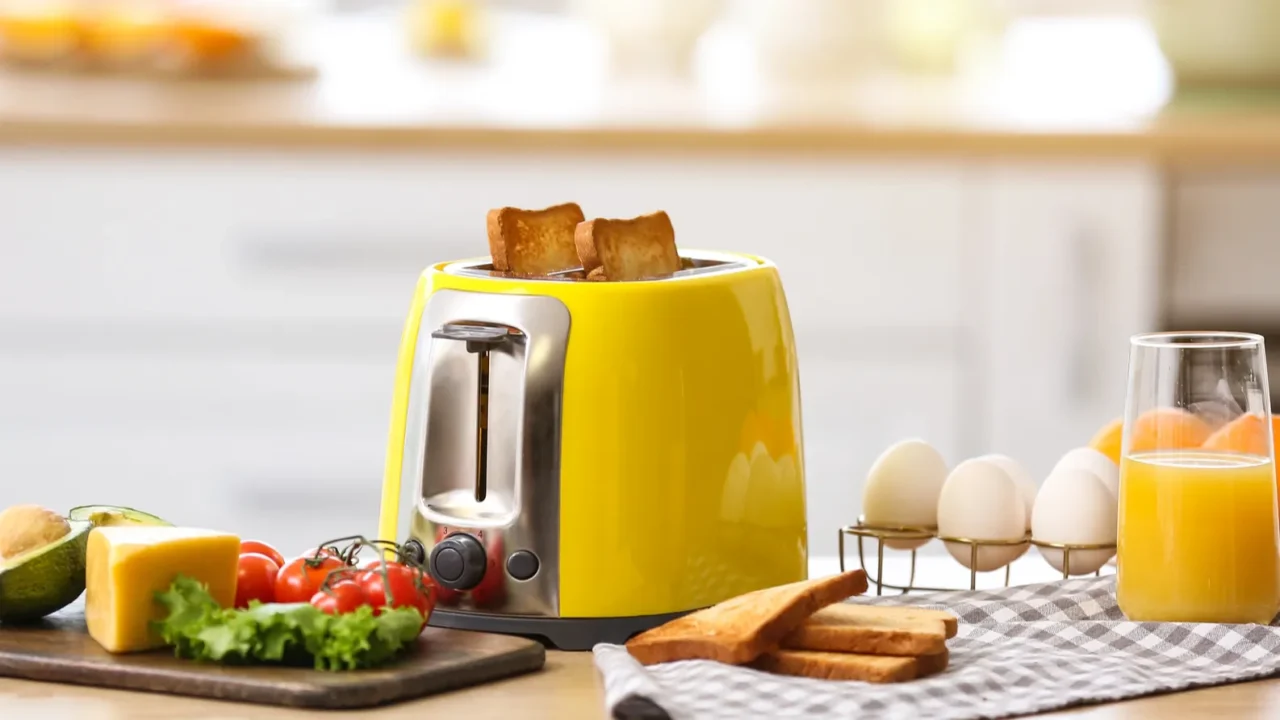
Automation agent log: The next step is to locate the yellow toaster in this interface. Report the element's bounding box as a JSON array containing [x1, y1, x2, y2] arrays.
[[377, 250, 807, 649]]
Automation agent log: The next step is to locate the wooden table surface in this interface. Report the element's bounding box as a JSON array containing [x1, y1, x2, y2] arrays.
[[6, 8, 1280, 164], [4, 650, 1280, 720], [0, 556, 1275, 719], [0, 556, 1274, 717]]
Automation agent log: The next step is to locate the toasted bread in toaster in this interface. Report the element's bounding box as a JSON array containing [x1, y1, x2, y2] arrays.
[[486, 203, 585, 276], [574, 210, 681, 281], [754, 647, 949, 684], [782, 604, 954, 656], [624, 571, 868, 666]]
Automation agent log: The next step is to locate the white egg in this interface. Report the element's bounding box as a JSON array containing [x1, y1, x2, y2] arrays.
[[936, 458, 1029, 571], [1031, 467, 1118, 576], [976, 454, 1037, 531], [862, 439, 948, 550], [1052, 447, 1119, 499]]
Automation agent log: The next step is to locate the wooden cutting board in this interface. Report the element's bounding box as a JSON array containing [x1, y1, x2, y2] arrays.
[[0, 601, 546, 709]]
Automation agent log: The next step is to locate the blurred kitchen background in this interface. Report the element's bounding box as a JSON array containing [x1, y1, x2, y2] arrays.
[[3, 0, 1280, 562]]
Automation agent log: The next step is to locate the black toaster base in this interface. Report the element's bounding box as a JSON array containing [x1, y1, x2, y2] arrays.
[[428, 608, 696, 651]]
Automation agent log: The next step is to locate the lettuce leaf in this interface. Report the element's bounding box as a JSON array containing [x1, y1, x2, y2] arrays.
[[153, 575, 424, 670]]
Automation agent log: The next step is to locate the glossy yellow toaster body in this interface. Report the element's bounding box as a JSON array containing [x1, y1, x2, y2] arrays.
[[378, 250, 807, 649]]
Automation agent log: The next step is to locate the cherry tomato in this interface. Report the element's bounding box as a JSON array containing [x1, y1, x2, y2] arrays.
[[356, 560, 393, 585], [356, 559, 424, 584], [234, 553, 279, 609], [275, 554, 345, 603], [309, 580, 367, 615], [359, 562, 433, 616], [239, 540, 285, 568]]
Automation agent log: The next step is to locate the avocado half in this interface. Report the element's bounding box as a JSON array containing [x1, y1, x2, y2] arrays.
[[69, 505, 171, 527], [0, 519, 92, 623]]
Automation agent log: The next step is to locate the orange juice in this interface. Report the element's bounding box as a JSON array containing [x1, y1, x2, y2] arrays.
[[0, 13, 79, 60], [1118, 451, 1280, 624]]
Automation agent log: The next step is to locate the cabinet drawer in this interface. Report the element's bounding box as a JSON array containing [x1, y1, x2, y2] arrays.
[[0, 424, 385, 553], [1169, 172, 1280, 322], [722, 164, 968, 334], [0, 354, 398, 432], [0, 350, 406, 549], [569, 158, 969, 333], [0, 150, 471, 323], [0, 149, 966, 334]]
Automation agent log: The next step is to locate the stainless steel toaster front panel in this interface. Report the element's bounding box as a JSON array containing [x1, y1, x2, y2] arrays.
[[401, 289, 569, 617], [416, 333, 521, 525]]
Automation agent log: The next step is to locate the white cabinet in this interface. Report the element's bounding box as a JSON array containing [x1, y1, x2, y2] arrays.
[[971, 162, 1163, 483], [0, 148, 1165, 559], [0, 352, 395, 550], [0, 148, 969, 556], [1167, 170, 1280, 324]]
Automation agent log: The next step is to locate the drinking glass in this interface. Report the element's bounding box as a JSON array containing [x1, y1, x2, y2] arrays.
[[1117, 331, 1280, 624]]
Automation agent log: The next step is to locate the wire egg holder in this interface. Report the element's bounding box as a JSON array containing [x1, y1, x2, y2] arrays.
[[839, 516, 1117, 595]]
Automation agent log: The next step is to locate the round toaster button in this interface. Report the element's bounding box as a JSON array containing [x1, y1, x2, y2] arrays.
[[402, 539, 427, 567], [434, 548, 464, 582], [506, 550, 539, 581]]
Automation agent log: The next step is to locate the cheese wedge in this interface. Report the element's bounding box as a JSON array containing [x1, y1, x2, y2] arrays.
[[85, 526, 240, 653]]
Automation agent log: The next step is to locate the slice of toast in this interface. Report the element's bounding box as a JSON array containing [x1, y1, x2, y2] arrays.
[[574, 210, 681, 281], [782, 604, 953, 656], [486, 203, 585, 276], [754, 647, 950, 684], [625, 571, 868, 666], [867, 605, 959, 639]]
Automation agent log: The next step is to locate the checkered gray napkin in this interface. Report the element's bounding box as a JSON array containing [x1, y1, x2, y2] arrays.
[[593, 576, 1280, 720]]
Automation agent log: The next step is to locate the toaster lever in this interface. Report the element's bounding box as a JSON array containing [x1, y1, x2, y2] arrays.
[[431, 323, 509, 354], [430, 323, 510, 504]]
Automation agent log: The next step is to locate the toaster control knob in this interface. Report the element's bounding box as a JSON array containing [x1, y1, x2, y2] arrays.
[[429, 533, 487, 590]]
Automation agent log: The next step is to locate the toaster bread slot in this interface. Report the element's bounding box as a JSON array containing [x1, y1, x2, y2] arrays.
[[431, 324, 510, 504], [442, 250, 755, 282], [421, 322, 521, 525]]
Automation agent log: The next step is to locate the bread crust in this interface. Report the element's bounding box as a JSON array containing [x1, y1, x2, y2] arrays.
[[754, 646, 949, 683], [624, 571, 868, 666], [916, 647, 950, 677], [574, 220, 603, 275], [782, 604, 951, 656], [487, 202, 585, 275]]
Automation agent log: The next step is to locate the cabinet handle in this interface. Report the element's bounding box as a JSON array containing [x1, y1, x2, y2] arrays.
[[234, 235, 477, 275], [1066, 224, 1100, 406], [230, 479, 377, 509]]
